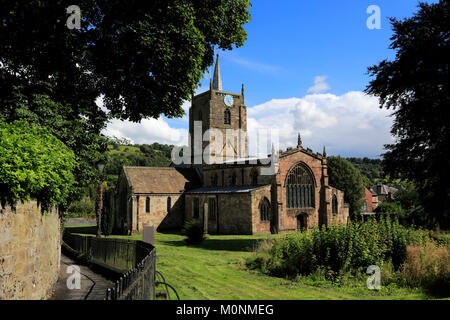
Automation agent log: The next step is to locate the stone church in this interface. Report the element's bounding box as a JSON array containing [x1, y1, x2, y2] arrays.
[[114, 55, 349, 235]]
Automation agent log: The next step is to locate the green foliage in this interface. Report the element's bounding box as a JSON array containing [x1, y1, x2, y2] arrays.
[[0, 1, 251, 121], [375, 202, 404, 216], [0, 120, 77, 210], [66, 198, 95, 218], [182, 220, 205, 244], [345, 157, 384, 186], [327, 156, 365, 219], [247, 217, 431, 279], [105, 142, 174, 187], [365, 1, 450, 229]]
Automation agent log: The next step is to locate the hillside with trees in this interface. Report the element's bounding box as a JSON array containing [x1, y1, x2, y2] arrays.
[[345, 157, 384, 186]]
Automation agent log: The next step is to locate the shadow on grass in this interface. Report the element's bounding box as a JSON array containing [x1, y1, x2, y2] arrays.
[[159, 237, 263, 252]]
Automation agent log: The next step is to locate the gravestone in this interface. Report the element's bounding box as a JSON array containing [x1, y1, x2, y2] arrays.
[[143, 225, 154, 245]]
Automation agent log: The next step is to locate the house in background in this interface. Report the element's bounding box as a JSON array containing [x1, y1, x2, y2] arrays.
[[370, 182, 398, 203], [361, 187, 377, 213]]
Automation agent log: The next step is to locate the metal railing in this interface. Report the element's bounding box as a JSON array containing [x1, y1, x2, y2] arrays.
[[63, 231, 156, 300]]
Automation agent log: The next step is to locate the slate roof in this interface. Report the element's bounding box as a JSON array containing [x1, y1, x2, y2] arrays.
[[122, 166, 200, 194], [186, 185, 269, 194]]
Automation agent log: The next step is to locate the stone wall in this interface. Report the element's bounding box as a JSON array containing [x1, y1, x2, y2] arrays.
[[0, 201, 60, 300], [135, 194, 184, 232], [250, 185, 272, 235]]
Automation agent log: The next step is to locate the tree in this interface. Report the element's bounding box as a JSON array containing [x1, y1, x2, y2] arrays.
[[0, 0, 251, 120], [365, 1, 450, 229], [0, 1, 251, 201], [327, 156, 365, 219], [0, 120, 77, 210]]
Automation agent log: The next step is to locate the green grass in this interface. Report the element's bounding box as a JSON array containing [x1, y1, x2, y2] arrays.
[[65, 226, 437, 300]]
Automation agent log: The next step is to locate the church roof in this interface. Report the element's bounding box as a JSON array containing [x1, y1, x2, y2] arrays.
[[186, 185, 269, 194], [122, 166, 200, 194]]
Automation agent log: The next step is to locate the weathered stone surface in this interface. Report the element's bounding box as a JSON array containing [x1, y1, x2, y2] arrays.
[[0, 201, 60, 300]]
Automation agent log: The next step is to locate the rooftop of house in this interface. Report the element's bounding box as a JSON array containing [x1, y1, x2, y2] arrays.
[[186, 185, 269, 194]]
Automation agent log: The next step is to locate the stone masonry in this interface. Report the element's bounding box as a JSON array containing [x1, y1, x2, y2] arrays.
[[0, 201, 60, 299]]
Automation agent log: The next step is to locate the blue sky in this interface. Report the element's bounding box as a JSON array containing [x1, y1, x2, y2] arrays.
[[104, 0, 439, 158]]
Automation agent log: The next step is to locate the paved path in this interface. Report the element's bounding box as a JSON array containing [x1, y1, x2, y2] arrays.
[[50, 254, 114, 300]]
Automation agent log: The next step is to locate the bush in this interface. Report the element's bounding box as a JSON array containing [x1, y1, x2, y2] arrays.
[[247, 217, 430, 279], [182, 220, 205, 244], [66, 198, 95, 218], [0, 120, 77, 210], [402, 244, 450, 296]]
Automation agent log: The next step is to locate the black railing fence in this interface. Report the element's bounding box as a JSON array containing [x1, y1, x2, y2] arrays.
[[63, 231, 156, 300]]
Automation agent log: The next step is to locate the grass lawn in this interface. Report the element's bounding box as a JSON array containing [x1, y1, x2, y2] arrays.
[[66, 226, 437, 300]]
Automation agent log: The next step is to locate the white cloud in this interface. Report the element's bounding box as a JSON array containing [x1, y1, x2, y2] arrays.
[[103, 117, 188, 146], [247, 91, 393, 158], [99, 90, 393, 158], [307, 76, 330, 94]]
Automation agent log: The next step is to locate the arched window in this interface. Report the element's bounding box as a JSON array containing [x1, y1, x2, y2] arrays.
[[259, 198, 270, 222], [208, 198, 217, 220], [224, 109, 231, 124], [211, 173, 218, 187], [145, 197, 150, 213], [167, 197, 171, 213], [193, 198, 199, 218], [332, 195, 338, 215], [286, 162, 315, 208], [250, 168, 258, 185], [231, 172, 237, 186]]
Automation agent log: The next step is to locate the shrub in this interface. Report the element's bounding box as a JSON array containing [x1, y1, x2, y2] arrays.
[[0, 120, 77, 210], [402, 244, 450, 296], [247, 217, 430, 279], [182, 220, 205, 244], [66, 198, 95, 217]]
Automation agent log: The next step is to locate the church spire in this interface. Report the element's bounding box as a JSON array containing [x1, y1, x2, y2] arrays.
[[297, 132, 302, 148], [212, 54, 222, 91], [323, 146, 327, 157]]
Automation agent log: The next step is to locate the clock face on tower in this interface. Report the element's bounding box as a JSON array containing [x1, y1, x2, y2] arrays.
[[224, 95, 234, 107]]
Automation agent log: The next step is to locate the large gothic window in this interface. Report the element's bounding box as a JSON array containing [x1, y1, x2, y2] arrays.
[[286, 162, 315, 208], [332, 195, 338, 215], [259, 198, 270, 222], [224, 109, 231, 124]]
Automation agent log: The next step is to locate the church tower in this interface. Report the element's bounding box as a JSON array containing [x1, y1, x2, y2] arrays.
[[189, 54, 248, 165]]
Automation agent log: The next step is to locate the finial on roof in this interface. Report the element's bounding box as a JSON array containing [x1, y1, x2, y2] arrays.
[[297, 132, 302, 148], [323, 146, 327, 157], [212, 54, 222, 91]]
